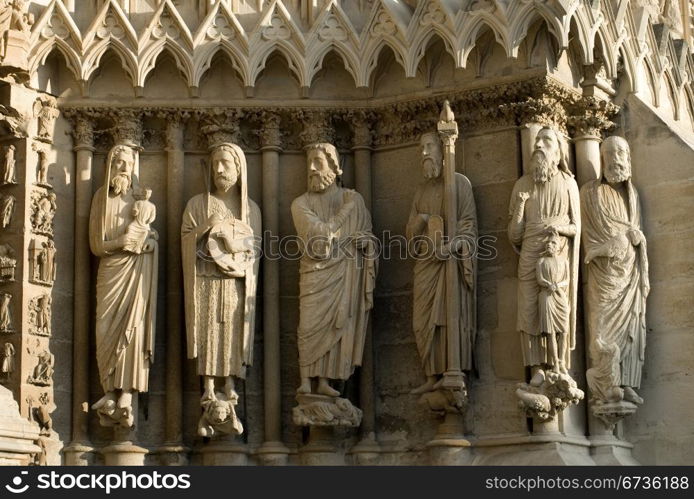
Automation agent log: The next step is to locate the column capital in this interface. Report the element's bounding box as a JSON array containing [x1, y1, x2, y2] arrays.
[[299, 110, 333, 148], [70, 114, 94, 150], [258, 111, 282, 151], [349, 111, 374, 150], [110, 110, 142, 148], [568, 96, 620, 140]]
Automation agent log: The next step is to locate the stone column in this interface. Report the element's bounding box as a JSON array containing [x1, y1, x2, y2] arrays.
[[64, 115, 95, 466], [256, 112, 290, 466], [348, 115, 380, 465], [158, 115, 188, 465]]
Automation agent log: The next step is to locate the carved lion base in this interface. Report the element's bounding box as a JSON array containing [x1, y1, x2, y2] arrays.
[[293, 394, 362, 427], [197, 391, 244, 438], [516, 371, 585, 422]]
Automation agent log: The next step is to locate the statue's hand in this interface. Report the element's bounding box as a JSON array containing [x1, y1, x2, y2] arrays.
[[544, 225, 559, 236], [149, 229, 159, 241], [628, 228, 645, 246], [517, 191, 530, 204], [207, 212, 225, 230], [342, 190, 356, 211], [584, 247, 600, 265], [142, 239, 156, 253]]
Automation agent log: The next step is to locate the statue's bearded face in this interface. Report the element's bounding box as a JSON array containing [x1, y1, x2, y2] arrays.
[[603, 143, 631, 184], [531, 129, 561, 184], [209, 403, 230, 424], [212, 149, 239, 192], [420, 134, 442, 179], [308, 149, 336, 192], [110, 150, 134, 195]]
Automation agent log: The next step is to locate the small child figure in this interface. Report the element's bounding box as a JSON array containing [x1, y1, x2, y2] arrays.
[[123, 186, 156, 254], [536, 232, 570, 375]]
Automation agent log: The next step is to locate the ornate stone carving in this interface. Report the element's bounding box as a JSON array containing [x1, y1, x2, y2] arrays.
[[516, 371, 585, 421], [568, 97, 619, 138], [293, 394, 363, 427], [1, 144, 16, 185], [257, 111, 281, 149], [290, 143, 377, 426], [29, 239, 55, 286], [0, 243, 16, 281], [34, 147, 51, 187], [31, 191, 57, 236], [508, 126, 584, 422], [89, 145, 158, 429], [181, 143, 260, 438], [299, 111, 334, 147], [581, 136, 650, 430], [27, 339, 53, 387], [0, 292, 12, 333], [406, 103, 478, 404], [34, 97, 59, 143], [200, 112, 241, 149], [0, 0, 34, 70], [71, 115, 94, 148], [1, 342, 15, 377], [29, 294, 51, 337], [262, 14, 291, 41], [0, 194, 15, 228]]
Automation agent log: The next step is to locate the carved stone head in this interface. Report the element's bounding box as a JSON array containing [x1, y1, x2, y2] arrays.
[[420, 132, 442, 179], [531, 127, 562, 183], [600, 136, 631, 185], [108, 145, 136, 195], [306, 143, 341, 192], [211, 144, 241, 193]]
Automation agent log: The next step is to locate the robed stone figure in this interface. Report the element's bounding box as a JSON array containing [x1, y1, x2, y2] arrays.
[[89, 144, 158, 428], [582, 136, 649, 407], [406, 132, 477, 394], [508, 127, 580, 384], [182, 143, 260, 437], [291, 143, 377, 399]]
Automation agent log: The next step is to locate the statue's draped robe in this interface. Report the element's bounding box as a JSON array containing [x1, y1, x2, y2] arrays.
[[536, 254, 570, 367], [291, 186, 377, 380], [508, 171, 580, 367], [89, 186, 158, 393], [181, 194, 261, 379], [581, 179, 649, 388], [406, 173, 477, 375]]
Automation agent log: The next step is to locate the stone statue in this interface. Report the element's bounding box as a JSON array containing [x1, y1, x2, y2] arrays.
[[507, 126, 583, 420], [89, 144, 159, 428], [581, 136, 649, 420], [32, 192, 57, 235], [29, 345, 53, 386], [0, 292, 12, 332], [1, 342, 15, 375], [34, 97, 59, 142], [123, 187, 155, 254], [36, 149, 50, 185], [0, 243, 15, 281], [1, 194, 15, 228], [2, 145, 16, 184], [290, 142, 376, 427], [36, 294, 51, 336], [406, 131, 477, 395], [181, 142, 260, 437]]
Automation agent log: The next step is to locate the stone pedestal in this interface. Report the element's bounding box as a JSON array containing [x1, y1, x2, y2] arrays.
[[349, 433, 381, 466], [0, 31, 29, 75], [474, 434, 595, 465], [101, 441, 148, 466], [199, 436, 248, 466], [256, 441, 290, 466], [299, 426, 344, 466], [0, 385, 41, 465], [156, 444, 190, 466], [588, 402, 639, 465], [62, 442, 95, 466], [427, 413, 472, 465]]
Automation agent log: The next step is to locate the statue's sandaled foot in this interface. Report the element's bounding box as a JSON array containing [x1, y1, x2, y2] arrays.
[[410, 377, 437, 395], [317, 379, 340, 397], [92, 392, 116, 411], [201, 389, 216, 402], [623, 386, 644, 405], [530, 369, 546, 387], [297, 378, 312, 395]]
